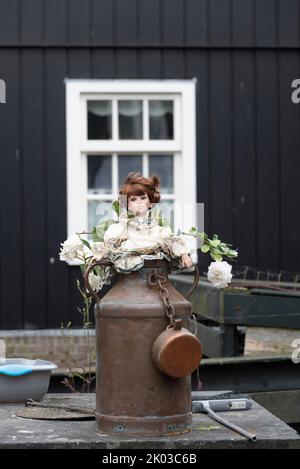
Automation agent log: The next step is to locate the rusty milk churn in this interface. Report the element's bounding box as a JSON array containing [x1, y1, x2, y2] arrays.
[[84, 257, 202, 436]]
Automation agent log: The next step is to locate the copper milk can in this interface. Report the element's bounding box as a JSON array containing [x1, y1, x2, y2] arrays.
[[84, 258, 201, 436]]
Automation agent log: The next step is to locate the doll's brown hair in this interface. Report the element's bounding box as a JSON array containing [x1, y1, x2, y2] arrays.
[[119, 172, 161, 209]]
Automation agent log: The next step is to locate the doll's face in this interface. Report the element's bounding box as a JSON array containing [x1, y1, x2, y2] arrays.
[[128, 192, 152, 217]]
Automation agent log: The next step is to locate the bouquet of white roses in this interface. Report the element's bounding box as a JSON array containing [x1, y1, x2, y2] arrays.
[[59, 202, 238, 292]]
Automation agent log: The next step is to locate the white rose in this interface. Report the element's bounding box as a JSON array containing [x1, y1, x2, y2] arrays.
[[207, 261, 233, 288], [59, 234, 83, 262], [91, 241, 105, 256], [87, 271, 102, 292]]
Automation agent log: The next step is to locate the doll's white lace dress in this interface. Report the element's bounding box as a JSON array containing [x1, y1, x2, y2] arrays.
[[92, 212, 194, 289]]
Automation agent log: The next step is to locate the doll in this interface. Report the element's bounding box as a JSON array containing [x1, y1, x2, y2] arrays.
[[91, 172, 194, 273]]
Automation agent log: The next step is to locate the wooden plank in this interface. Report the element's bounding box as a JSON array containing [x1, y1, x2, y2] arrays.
[[210, 51, 233, 241], [115, 0, 137, 46], [255, 0, 277, 47], [162, 49, 184, 78], [245, 326, 300, 356], [232, 0, 254, 46], [44, 49, 71, 328], [196, 322, 224, 358], [0, 50, 22, 328], [68, 0, 90, 45], [186, 50, 210, 213], [185, 0, 207, 47], [0, 0, 19, 45], [115, 50, 138, 78], [91, 49, 114, 78], [256, 51, 280, 270], [278, 0, 299, 47], [279, 51, 300, 272], [232, 51, 256, 266], [224, 293, 300, 328], [20, 0, 43, 44], [209, 0, 231, 47], [162, 0, 184, 46], [194, 355, 300, 393], [21, 50, 47, 328], [68, 49, 91, 78], [170, 277, 223, 323], [139, 50, 162, 79], [67, 49, 92, 327], [249, 389, 300, 424], [139, 0, 161, 46], [44, 0, 67, 45], [91, 0, 114, 45]]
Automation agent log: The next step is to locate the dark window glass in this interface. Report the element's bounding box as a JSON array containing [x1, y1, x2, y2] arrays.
[[88, 155, 112, 194], [118, 100, 143, 139], [148, 154, 173, 194], [149, 100, 174, 140], [87, 100, 112, 139]]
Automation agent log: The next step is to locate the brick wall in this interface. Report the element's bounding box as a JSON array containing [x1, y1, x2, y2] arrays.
[[0, 330, 96, 371]]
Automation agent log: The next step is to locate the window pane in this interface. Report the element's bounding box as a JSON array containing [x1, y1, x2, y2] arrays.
[[118, 154, 143, 187], [118, 100, 143, 139], [158, 200, 174, 229], [148, 154, 173, 194], [88, 200, 114, 231], [88, 155, 112, 194], [87, 100, 112, 139], [149, 100, 174, 140]]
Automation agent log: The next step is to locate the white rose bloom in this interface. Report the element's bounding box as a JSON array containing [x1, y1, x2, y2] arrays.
[[82, 244, 93, 259], [207, 261, 233, 288], [59, 234, 83, 262], [88, 272, 101, 292], [91, 242, 105, 256]]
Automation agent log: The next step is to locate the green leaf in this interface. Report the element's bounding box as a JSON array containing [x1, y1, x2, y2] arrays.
[[209, 239, 221, 247], [210, 252, 223, 262], [200, 244, 210, 253], [112, 200, 120, 215], [213, 234, 219, 240], [91, 227, 100, 242], [81, 238, 91, 250], [196, 231, 205, 239], [189, 227, 198, 234], [228, 250, 238, 258], [93, 219, 115, 241]]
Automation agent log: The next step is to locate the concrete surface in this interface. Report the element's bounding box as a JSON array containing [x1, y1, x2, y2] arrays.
[[0, 394, 299, 449]]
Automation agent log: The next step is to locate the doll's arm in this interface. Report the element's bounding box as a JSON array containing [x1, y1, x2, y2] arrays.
[[169, 233, 194, 268]]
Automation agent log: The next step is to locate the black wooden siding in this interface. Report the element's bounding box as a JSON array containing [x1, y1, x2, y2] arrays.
[[0, 0, 299, 329]]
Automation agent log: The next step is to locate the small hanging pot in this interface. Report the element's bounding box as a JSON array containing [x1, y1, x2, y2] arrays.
[[149, 266, 203, 379], [152, 319, 203, 378]]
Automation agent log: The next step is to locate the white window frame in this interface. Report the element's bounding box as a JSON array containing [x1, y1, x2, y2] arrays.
[[65, 79, 197, 263]]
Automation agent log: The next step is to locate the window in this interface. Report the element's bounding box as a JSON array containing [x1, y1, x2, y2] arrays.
[[65, 80, 197, 262]]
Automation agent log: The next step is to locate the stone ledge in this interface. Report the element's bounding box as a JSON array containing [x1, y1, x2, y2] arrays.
[[0, 393, 299, 449]]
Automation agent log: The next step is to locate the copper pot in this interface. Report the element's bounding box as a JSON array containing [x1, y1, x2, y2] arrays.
[[152, 322, 203, 378]]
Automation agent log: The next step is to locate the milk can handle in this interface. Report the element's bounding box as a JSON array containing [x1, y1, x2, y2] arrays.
[[83, 260, 113, 307], [186, 265, 200, 301]]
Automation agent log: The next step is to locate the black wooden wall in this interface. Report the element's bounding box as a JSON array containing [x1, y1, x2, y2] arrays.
[[0, 0, 299, 329]]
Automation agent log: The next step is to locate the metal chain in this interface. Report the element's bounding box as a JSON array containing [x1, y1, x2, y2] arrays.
[[190, 314, 198, 336], [147, 270, 176, 327]]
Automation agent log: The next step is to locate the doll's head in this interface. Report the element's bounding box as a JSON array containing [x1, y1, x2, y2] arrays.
[[119, 172, 161, 217]]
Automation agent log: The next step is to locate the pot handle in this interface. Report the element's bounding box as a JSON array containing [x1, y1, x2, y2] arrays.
[[83, 260, 113, 307], [186, 265, 200, 300]]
